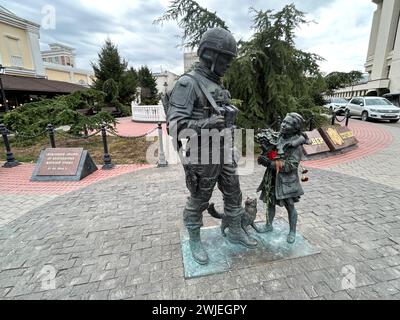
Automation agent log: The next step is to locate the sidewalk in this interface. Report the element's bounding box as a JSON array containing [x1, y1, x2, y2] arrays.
[[112, 117, 166, 137], [0, 120, 399, 300]]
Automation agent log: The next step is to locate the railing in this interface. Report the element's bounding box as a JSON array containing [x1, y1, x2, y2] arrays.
[[131, 102, 166, 123]]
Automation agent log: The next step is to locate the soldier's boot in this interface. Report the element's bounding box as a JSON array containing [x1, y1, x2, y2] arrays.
[[226, 215, 258, 248], [188, 228, 209, 265]]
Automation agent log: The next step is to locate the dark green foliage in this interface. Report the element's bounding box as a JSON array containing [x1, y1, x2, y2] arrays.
[[154, 0, 229, 49], [92, 39, 127, 90], [138, 66, 159, 105], [91, 39, 138, 110], [119, 68, 139, 105], [224, 5, 323, 129], [324, 70, 363, 95], [103, 79, 119, 103], [157, 1, 328, 130], [3, 89, 116, 139]]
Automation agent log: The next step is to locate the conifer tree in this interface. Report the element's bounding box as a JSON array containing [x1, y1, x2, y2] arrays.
[[92, 39, 127, 91], [137, 66, 159, 105], [155, 1, 325, 129]]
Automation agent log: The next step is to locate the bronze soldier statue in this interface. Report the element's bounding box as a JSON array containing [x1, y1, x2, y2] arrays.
[[256, 113, 309, 244], [166, 27, 258, 265]]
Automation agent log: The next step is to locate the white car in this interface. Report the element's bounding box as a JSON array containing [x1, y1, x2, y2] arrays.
[[345, 96, 400, 123], [324, 97, 349, 114]]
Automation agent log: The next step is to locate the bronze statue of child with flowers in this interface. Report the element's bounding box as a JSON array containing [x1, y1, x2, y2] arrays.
[[255, 113, 309, 244]]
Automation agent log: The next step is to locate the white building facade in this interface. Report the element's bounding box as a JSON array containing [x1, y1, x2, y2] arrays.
[[154, 70, 179, 95], [41, 43, 94, 87], [184, 52, 199, 73], [334, 0, 400, 98]]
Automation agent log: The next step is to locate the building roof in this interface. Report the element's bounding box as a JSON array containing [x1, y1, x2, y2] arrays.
[[0, 5, 40, 28], [2, 75, 87, 94], [0, 5, 16, 16]]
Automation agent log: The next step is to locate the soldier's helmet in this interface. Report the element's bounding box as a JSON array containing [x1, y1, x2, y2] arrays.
[[197, 27, 237, 59]]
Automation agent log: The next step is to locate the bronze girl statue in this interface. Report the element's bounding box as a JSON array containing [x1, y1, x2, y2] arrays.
[[256, 113, 309, 244]]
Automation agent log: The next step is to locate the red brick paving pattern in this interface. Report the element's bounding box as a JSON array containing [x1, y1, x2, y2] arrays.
[[0, 164, 152, 195], [0, 119, 394, 195], [304, 121, 394, 169]]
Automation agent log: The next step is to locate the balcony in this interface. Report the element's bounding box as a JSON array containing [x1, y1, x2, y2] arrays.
[[131, 101, 166, 123]]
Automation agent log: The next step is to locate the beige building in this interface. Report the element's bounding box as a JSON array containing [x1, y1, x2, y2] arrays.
[[184, 52, 199, 73], [154, 69, 179, 95], [41, 43, 94, 87], [334, 0, 400, 98], [0, 6, 45, 78], [0, 6, 87, 111]]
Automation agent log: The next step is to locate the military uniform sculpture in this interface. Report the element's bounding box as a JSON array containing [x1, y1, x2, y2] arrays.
[[167, 28, 258, 265], [256, 113, 309, 244]]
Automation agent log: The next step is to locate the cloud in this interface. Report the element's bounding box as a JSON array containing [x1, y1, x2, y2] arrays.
[[1, 0, 377, 75], [296, 0, 376, 73]]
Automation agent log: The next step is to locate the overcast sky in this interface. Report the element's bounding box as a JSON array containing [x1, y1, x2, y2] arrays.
[[2, 0, 376, 75]]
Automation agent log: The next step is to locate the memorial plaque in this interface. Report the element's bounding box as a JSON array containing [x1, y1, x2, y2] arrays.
[[318, 126, 358, 152], [32, 148, 98, 181], [37, 148, 83, 176], [303, 130, 330, 156]]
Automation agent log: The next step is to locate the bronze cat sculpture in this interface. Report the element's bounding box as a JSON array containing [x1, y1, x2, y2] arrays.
[[207, 197, 263, 236]]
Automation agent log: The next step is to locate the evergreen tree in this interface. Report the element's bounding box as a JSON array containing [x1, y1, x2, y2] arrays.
[[92, 39, 127, 91], [92, 39, 139, 108], [156, 1, 324, 129], [324, 71, 363, 96], [154, 0, 229, 49], [119, 67, 139, 105], [137, 66, 158, 105]]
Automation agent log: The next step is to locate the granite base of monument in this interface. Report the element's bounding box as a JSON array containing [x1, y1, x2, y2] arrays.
[[180, 219, 320, 279], [31, 148, 98, 181]]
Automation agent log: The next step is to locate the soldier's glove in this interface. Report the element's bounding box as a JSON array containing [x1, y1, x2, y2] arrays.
[[195, 115, 226, 131], [257, 155, 272, 168]]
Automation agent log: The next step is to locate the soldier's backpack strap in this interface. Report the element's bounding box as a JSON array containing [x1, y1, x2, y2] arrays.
[[183, 73, 222, 116]]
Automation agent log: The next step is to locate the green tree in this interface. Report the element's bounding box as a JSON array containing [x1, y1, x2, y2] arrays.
[[154, 0, 229, 49], [103, 78, 119, 103], [92, 39, 127, 90], [3, 89, 115, 138], [92, 39, 138, 109], [224, 6, 323, 128], [138, 66, 159, 105], [324, 70, 363, 96], [119, 67, 139, 105], [156, 1, 324, 129]]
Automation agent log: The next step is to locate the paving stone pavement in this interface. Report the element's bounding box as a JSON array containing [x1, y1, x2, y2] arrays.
[[0, 195, 58, 228], [0, 164, 151, 227], [0, 160, 400, 300], [325, 121, 400, 190]]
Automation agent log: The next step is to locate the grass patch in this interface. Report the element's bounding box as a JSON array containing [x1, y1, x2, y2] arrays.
[[0, 132, 154, 165]]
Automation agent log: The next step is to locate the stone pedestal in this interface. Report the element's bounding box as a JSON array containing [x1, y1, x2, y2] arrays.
[[180, 219, 320, 279]]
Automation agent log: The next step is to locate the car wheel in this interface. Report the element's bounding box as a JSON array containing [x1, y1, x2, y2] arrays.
[[361, 111, 369, 122], [389, 119, 399, 123]]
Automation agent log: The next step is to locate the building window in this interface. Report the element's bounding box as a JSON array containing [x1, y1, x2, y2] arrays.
[[6, 36, 24, 67], [387, 66, 391, 78]]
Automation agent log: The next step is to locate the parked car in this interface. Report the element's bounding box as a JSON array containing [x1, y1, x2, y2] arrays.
[[324, 97, 348, 115], [345, 96, 400, 123]]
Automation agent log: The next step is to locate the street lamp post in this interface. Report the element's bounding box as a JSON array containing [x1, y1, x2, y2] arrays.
[[0, 65, 9, 113]]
